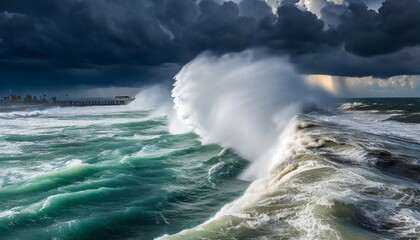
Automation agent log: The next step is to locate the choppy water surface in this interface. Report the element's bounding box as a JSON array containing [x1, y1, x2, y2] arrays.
[[0, 106, 248, 239], [1, 98, 419, 240]]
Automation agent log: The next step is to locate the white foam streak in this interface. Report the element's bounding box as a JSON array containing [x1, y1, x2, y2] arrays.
[[0, 110, 52, 119]]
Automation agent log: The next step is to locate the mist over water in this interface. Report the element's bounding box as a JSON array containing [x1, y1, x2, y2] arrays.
[[172, 50, 331, 180]]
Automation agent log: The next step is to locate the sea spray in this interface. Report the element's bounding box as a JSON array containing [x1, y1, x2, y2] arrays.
[[129, 84, 190, 133], [172, 50, 330, 180]]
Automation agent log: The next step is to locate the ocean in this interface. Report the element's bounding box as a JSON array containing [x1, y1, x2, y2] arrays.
[[0, 97, 419, 240]]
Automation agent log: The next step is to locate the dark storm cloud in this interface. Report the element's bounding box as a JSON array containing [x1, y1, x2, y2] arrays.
[[0, 0, 177, 66], [0, 0, 420, 88], [320, 3, 348, 26], [258, 5, 328, 55], [336, 0, 420, 56], [239, 0, 273, 20]]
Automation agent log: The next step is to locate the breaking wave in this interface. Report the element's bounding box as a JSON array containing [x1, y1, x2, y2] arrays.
[[338, 102, 370, 111], [172, 50, 330, 180], [159, 52, 420, 240], [162, 50, 334, 239]]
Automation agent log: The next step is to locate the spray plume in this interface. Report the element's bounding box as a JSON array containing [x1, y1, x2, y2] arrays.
[[172, 50, 331, 180]]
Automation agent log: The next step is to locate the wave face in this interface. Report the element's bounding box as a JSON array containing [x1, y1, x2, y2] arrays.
[[172, 51, 329, 180]]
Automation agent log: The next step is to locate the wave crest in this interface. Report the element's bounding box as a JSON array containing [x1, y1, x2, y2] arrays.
[[338, 102, 369, 111]]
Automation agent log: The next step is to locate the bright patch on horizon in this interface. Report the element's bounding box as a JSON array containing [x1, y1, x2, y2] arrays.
[[306, 75, 339, 95]]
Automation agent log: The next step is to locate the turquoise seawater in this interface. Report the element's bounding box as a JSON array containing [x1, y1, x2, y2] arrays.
[[0, 106, 249, 239]]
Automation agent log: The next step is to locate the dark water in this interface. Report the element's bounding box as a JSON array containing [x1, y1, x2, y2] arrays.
[[340, 98, 420, 123], [1, 98, 419, 239]]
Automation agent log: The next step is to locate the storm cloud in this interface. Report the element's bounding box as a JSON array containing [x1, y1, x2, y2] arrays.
[[1, 0, 420, 87]]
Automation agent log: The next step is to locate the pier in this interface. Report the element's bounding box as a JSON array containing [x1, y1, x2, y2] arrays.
[[58, 96, 134, 106], [1, 95, 135, 107]]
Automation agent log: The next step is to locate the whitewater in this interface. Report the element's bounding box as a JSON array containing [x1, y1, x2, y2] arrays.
[[1, 51, 419, 240]]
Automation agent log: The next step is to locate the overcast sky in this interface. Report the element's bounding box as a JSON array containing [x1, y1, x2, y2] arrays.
[[1, 0, 420, 97]]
